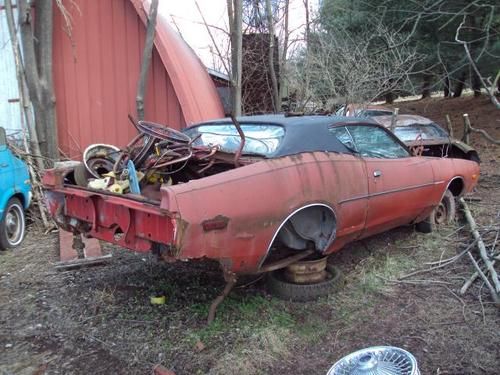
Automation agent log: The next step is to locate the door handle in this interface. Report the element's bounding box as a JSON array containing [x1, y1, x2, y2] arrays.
[[373, 170, 382, 177]]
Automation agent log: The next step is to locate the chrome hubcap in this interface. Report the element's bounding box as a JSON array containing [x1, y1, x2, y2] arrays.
[[5, 206, 22, 244], [434, 202, 448, 225]]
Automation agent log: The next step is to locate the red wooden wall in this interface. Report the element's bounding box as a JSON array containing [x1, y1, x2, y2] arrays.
[[53, 0, 224, 159]]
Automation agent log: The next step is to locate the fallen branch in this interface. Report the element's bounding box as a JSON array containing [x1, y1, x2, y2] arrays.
[[460, 258, 496, 295], [207, 272, 237, 324], [465, 252, 499, 304], [398, 238, 478, 280], [459, 197, 500, 304]]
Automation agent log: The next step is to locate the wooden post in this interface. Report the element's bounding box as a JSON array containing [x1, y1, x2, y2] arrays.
[[462, 113, 471, 144], [390, 107, 399, 132], [445, 114, 454, 137]]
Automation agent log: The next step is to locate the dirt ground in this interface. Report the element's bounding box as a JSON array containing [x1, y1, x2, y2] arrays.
[[1, 96, 499, 375]]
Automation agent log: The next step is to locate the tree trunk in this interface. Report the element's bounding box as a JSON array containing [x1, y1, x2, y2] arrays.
[[385, 91, 395, 104], [6, 0, 50, 227], [421, 72, 432, 99], [453, 71, 467, 98], [265, 0, 280, 112], [18, 0, 58, 163], [227, 0, 243, 116], [299, 0, 311, 112], [472, 70, 482, 98], [278, 0, 290, 111], [443, 75, 451, 97]]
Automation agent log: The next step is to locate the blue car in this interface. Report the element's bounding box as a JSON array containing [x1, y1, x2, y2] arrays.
[[0, 127, 31, 249]]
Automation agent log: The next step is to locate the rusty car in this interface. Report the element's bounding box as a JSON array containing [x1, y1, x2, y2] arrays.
[[43, 115, 480, 284], [371, 114, 480, 162]]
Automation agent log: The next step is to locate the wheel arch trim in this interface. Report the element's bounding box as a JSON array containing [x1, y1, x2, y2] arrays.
[[259, 203, 337, 269], [445, 176, 465, 198]]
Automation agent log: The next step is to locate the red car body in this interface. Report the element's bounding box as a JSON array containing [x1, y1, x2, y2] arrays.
[[43, 116, 480, 274]]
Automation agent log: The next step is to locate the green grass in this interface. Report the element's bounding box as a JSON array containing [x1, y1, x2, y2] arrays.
[[186, 294, 294, 345], [96, 229, 463, 375], [177, 293, 298, 375]]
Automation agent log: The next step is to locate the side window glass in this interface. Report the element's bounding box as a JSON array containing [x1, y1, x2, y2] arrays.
[[346, 125, 409, 159], [329, 126, 357, 152]]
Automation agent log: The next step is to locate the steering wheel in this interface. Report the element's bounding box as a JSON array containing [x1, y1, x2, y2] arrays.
[[137, 121, 191, 143]]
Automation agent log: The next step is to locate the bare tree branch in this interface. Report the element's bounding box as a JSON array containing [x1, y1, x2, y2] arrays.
[[195, 1, 230, 75], [136, 0, 159, 121], [455, 17, 500, 109]]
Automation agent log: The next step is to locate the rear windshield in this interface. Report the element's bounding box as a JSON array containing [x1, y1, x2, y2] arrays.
[[184, 124, 285, 156], [359, 110, 393, 117], [394, 123, 449, 142]]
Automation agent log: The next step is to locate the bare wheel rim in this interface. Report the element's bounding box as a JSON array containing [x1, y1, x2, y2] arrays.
[[434, 201, 448, 225], [5, 204, 24, 246]]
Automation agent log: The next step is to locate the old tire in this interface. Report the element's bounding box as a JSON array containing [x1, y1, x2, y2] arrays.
[[416, 190, 456, 233], [0, 198, 26, 250], [73, 163, 92, 187], [267, 264, 343, 302]]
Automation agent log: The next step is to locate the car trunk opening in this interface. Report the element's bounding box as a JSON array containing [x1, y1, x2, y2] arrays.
[[56, 121, 286, 203]]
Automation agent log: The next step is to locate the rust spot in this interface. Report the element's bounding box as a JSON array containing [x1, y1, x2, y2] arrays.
[[173, 217, 189, 255], [202, 215, 230, 232]]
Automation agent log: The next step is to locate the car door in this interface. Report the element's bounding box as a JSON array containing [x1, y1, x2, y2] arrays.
[[326, 126, 368, 247], [343, 124, 435, 237]]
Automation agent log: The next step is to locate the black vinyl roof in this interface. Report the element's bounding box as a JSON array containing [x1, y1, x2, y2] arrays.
[[188, 114, 378, 158]]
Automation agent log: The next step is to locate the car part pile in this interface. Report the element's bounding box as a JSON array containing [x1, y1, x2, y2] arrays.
[[78, 119, 231, 197], [327, 346, 420, 375]]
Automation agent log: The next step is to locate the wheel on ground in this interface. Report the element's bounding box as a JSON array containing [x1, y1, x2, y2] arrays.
[[416, 190, 456, 233], [267, 264, 343, 302], [0, 198, 26, 250]]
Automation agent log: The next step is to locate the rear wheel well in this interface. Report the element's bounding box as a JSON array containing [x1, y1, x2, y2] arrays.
[[448, 178, 464, 196], [261, 205, 337, 269], [273, 205, 337, 252], [13, 193, 25, 206]]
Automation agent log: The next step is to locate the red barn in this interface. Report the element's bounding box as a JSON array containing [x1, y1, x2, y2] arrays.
[[53, 0, 224, 159]]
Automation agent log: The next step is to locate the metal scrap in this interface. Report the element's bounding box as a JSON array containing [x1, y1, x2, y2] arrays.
[[81, 119, 237, 197]]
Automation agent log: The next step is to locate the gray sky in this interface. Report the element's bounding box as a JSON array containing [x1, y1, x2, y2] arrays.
[[159, 1, 319, 72]]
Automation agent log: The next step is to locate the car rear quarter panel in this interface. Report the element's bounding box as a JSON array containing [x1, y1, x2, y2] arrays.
[[429, 157, 480, 195], [409, 157, 479, 224], [166, 152, 368, 273]]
